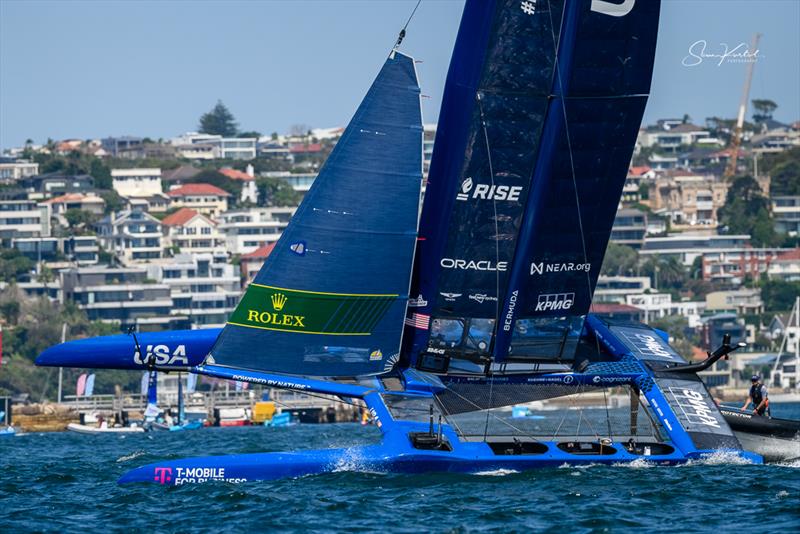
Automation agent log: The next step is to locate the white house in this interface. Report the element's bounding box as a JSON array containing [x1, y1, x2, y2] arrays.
[[161, 208, 225, 255], [96, 210, 163, 263], [112, 168, 163, 198], [217, 207, 295, 254], [167, 183, 231, 217]]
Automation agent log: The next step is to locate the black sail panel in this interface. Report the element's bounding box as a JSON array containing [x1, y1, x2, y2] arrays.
[[405, 0, 660, 371]]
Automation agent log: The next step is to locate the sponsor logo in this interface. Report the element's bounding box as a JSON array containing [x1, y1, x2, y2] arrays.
[[590, 0, 635, 18], [246, 310, 305, 328], [369, 407, 382, 428], [166, 466, 247, 485], [134, 344, 188, 366], [289, 241, 306, 256], [427, 347, 446, 354], [408, 294, 428, 307], [535, 292, 575, 312], [440, 292, 462, 302], [154, 467, 173, 484], [670, 387, 721, 429], [592, 376, 630, 385], [503, 290, 519, 331], [271, 292, 287, 311], [469, 293, 498, 304], [456, 177, 522, 202], [631, 333, 676, 360], [230, 375, 310, 390], [563, 375, 575, 385], [520, 0, 537, 16], [369, 349, 383, 361], [530, 262, 591, 276], [441, 258, 508, 272]]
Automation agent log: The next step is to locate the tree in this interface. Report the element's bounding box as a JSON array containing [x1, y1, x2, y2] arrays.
[[0, 249, 34, 282], [640, 255, 688, 292], [751, 99, 777, 123], [765, 148, 800, 196], [761, 280, 800, 312], [198, 100, 238, 137], [99, 190, 125, 215], [256, 177, 302, 207], [600, 242, 639, 276], [238, 131, 262, 139], [64, 209, 98, 231], [718, 175, 777, 247], [90, 158, 112, 189]]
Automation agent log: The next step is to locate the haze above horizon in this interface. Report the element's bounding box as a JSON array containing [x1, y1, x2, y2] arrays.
[[1, 0, 798, 148]]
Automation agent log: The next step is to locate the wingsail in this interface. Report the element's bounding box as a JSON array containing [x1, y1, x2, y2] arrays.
[[404, 0, 660, 372], [208, 52, 423, 377]]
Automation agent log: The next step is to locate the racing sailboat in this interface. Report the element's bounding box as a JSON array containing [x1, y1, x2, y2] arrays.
[[38, 0, 762, 484]]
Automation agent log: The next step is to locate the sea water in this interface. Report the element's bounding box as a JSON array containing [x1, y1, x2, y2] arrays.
[[2, 404, 798, 532]]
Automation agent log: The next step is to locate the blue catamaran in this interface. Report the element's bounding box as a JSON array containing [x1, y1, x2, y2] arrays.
[[37, 0, 762, 484]]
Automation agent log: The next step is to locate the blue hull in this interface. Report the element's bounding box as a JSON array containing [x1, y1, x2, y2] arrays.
[[121, 431, 759, 485]]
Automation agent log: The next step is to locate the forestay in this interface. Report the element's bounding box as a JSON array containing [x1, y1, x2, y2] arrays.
[[404, 0, 660, 371], [209, 52, 423, 376]]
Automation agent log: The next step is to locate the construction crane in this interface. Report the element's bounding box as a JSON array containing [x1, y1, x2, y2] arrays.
[[724, 33, 761, 178]]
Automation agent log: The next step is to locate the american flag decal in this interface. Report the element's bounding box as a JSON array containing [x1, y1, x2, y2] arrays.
[[404, 312, 430, 330]]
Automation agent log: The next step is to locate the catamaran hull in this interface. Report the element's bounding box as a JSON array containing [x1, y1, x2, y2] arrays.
[[67, 423, 145, 434], [732, 432, 800, 463], [120, 439, 759, 485]]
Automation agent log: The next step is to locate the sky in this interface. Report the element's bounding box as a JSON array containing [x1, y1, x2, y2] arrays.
[[1, 0, 798, 149]]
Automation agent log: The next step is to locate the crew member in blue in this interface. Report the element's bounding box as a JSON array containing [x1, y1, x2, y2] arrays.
[[742, 374, 770, 416]]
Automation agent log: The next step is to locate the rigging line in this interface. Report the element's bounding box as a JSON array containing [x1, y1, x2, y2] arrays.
[[546, 0, 614, 438], [393, 0, 423, 50], [437, 382, 543, 442], [476, 93, 501, 441]]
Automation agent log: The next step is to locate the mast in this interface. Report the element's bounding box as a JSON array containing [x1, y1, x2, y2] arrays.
[[772, 296, 800, 391]]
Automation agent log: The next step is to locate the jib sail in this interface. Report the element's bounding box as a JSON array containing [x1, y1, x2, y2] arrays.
[[404, 0, 660, 372], [209, 52, 423, 376]]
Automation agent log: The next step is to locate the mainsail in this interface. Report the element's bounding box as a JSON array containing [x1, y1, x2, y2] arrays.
[[405, 0, 660, 371], [209, 52, 423, 376]]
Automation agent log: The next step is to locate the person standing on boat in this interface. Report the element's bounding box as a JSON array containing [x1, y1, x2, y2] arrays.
[[742, 375, 770, 416]]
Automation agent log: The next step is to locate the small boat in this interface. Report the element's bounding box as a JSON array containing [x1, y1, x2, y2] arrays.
[[67, 422, 145, 434], [264, 412, 292, 427], [0, 426, 17, 438], [719, 407, 800, 462]]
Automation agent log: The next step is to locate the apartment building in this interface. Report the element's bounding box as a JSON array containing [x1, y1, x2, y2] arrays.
[[96, 210, 163, 262], [0, 199, 51, 244], [217, 207, 295, 254], [146, 253, 240, 328], [60, 266, 184, 331], [112, 168, 163, 198]]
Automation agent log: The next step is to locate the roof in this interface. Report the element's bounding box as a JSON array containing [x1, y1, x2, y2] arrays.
[[167, 183, 231, 197], [590, 303, 643, 313], [161, 165, 202, 182], [241, 242, 276, 259], [43, 193, 104, 204], [776, 248, 800, 261], [289, 143, 323, 154], [161, 207, 202, 226], [219, 167, 253, 181], [667, 123, 706, 133], [628, 165, 652, 176]]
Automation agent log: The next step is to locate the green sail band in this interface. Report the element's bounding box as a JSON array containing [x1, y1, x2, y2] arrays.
[[228, 284, 398, 335]]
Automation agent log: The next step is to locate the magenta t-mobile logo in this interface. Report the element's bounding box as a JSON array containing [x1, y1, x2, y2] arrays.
[[153, 467, 173, 484]]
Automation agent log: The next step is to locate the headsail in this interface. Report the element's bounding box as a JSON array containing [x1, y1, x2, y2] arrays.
[[405, 0, 660, 372], [209, 52, 423, 377]]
